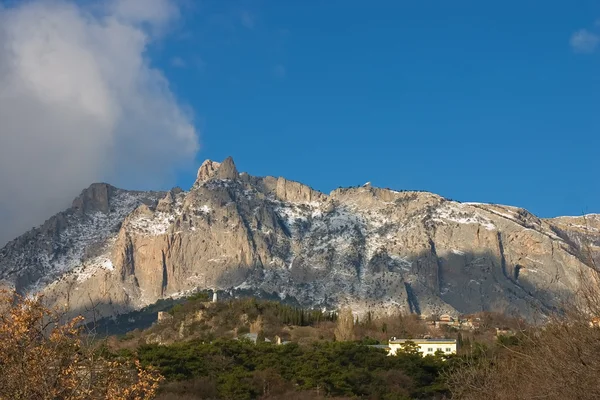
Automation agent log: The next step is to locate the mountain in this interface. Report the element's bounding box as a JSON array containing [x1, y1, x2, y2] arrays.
[[0, 157, 598, 321]]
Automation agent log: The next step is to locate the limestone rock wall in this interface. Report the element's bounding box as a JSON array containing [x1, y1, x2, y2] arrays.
[[0, 157, 598, 322]]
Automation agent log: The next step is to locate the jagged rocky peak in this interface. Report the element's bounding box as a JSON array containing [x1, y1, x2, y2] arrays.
[[247, 175, 327, 203], [195, 156, 239, 184], [156, 187, 184, 213], [194, 157, 325, 204], [2, 155, 600, 323], [216, 156, 239, 180], [274, 177, 327, 203], [196, 159, 221, 182], [71, 183, 115, 214], [329, 185, 443, 209]]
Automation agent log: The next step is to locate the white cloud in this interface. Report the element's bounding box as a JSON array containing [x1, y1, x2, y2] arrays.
[[0, 0, 199, 246], [570, 29, 600, 53]]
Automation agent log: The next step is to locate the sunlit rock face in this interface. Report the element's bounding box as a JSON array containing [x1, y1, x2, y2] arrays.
[[0, 157, 596, 321]]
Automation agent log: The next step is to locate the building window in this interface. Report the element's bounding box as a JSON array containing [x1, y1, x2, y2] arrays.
[[446, 348, 452, 352], [427, 348, 433, 352]]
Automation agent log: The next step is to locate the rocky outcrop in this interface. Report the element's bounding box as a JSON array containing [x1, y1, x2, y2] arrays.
[[196, 156, 239, 183], [196, 159, 221, 183], [215, 156, 238, 180], [546, 214, 600, 266], [0, 157, 598, 322], [0, 184, 165, 314], [71, 183, 114, 214], [274, 177, 327, 203]]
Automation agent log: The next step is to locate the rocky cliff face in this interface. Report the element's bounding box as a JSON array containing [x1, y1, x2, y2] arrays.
[[0, 158, 597, 321]]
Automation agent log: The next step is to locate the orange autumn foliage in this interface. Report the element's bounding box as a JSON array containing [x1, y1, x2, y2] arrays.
[[0, 291, 163, 400]]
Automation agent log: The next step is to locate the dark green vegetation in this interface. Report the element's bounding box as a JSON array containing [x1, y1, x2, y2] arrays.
[[94, 290, 335, 337], [130, 340, 451, 400], [104, 295, 457, 399], [114, 295, 339, 347], [168, 295, 337, 328], [103, 293, 532, 399]]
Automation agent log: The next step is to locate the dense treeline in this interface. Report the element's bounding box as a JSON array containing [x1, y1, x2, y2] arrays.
[[92, 292, 339, 337], [169, 296, 338, 327], [272, 303, 338, 326], [116, 296, 342, 346], [130, 339, 451, 400]]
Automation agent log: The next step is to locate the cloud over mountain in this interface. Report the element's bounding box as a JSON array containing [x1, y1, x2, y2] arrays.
[[0, 0, 199, 246]]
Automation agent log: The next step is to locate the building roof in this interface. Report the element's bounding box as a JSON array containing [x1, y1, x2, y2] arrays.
[[389, 338, 456, 345]]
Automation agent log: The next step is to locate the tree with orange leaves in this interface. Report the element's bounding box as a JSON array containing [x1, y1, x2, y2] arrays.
[[0, 291, 163, 400]]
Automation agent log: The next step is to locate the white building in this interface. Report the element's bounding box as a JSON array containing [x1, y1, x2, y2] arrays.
[[387, 338, 457, 356]]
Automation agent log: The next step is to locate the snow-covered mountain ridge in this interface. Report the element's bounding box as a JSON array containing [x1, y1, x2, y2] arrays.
[[0, 157, 598, 320]]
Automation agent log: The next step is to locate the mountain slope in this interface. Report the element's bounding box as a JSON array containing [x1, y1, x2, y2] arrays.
[[0, 157, 597, 320]]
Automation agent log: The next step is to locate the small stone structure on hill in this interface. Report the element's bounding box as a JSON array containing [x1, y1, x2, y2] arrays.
[[157, 311, 173, 323]]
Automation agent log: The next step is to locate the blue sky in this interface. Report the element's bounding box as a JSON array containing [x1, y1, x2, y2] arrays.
[[154, 1, 598, 217]]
